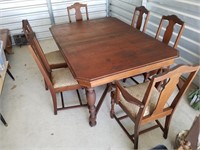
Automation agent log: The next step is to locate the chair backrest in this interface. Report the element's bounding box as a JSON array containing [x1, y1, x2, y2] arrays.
[[131, 6, 150, 32], [29, 36, 52, 74], [22, 19, 51, 73], [22, 19, 35, 42], [139, 65, 199, 124], [28, 43, 53, 90], [155, 15, 185, 49], [67, 2, 89, 23]]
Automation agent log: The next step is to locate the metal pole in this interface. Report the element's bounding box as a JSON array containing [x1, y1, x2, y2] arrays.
[[46, 0, 55, 25], [106, 0, 110, 17]]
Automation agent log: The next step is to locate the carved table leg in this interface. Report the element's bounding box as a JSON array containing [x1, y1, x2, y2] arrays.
[[86, 88, 96, 127]]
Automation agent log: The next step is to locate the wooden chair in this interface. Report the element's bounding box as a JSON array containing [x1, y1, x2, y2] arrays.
[[22, 19, 67, 90], [110, 65, 200, 149], [22, 19, 67, 69], [131, 6, 150, 32], [67, 2, 89, 23], [156, 15, 185, 49], [143, 15, 185, 82], [28, 35, 87, 115], [123, 6, 149, 83]]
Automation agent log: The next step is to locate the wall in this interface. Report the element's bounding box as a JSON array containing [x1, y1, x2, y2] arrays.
[[0, 0, 107, 40], [0, 0, 51, 40], [0, 0, 199, 85], [51, 0, 107, 24], [109, 0, 200, 85], [109, 0, 143, 24]]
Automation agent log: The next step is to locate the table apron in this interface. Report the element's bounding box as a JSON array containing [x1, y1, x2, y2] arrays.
[[77, 59, 175, 88]]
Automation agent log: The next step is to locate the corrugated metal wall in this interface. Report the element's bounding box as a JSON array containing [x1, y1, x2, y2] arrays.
[[146, 0, 200, 65], [0, 0, 52, 40], [0, 0, 107, 40], [109, 0, 143, 24], [109, 0, 200, 85], [0, 0, 199, 84], [51, 0, 107, 24]]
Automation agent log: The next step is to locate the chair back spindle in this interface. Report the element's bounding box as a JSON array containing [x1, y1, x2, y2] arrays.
[[131, 6, 150, 32], [67, 2, 89, 23], [142, 15, 185, 82], [155, 15, 185, 49], [22, 19, 52, 74], [141, 65, 199, 123]]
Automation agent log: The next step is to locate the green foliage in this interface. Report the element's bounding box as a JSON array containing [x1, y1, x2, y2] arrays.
[[188, 88, 200, 111]]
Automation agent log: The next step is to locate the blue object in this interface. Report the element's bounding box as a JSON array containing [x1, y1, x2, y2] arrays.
[[0, 40, 6, 71]]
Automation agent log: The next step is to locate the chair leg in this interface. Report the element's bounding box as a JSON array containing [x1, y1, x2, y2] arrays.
[[0, 113, 8, 127], [130, 77, 139, 84], [134, 124, 140, 149], [123, 78, 127, 83], [56, 89, 87, 112], [163, 115, 172, 139], [51, 91, 57, 115], [110, 91, 115, 118], [60, 92, 64, 108], [7, 69, 15, 80], [76, 89, 83, 105], [60, 90, 84, 110], [123, 77, 139, 84], [44, 79, 48, 90], [143, 72, 149, 83]]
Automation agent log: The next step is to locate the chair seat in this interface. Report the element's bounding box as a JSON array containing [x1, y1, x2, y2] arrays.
[[45, 51, 65, 66], [51, 68, 78, 88], [120, 82, 160, 117]]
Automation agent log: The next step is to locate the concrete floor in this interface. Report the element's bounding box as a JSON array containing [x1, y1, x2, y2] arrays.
[[0, 39, 199, 150]]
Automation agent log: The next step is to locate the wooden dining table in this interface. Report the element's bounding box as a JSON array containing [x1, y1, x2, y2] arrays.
[[50, 17, 178, 127]]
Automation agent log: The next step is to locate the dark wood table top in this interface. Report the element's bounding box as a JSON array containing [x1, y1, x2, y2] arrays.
[[50, 17, 178, 87]]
